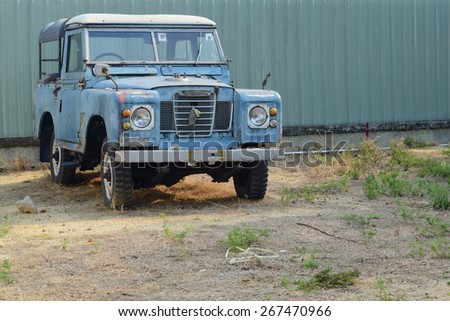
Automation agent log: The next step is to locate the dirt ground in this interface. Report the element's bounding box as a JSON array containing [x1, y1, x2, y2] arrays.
[[0, 152, 449, 301]]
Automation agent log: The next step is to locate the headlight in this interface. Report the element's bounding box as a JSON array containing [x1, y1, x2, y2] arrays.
[[249, 106, 268, 127], [131, 107, 152, 128]]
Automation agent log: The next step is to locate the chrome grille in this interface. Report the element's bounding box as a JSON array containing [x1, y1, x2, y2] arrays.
[[174, 91, 215, 137], [160, 90, 233, 137]]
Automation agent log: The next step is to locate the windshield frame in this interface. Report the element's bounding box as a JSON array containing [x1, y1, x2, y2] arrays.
[[86, 28, 226, 65]]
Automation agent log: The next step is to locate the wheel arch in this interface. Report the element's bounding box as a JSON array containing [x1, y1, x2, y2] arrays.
[[80, 115, 107, 170], [38, 112, 54, 162]]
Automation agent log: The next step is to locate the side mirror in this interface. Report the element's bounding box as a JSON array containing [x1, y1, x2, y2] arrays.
[[93, 63, 110, 77]]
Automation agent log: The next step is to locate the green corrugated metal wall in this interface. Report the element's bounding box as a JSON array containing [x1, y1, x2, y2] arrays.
[[1, 0, 449, 138]]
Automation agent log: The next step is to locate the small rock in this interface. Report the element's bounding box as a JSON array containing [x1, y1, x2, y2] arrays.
[[355, 257, 364, 263], [16, 195, 38, 214]]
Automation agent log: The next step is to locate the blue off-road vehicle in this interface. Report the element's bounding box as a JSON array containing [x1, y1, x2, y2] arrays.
[[34, 14, 283, 208]]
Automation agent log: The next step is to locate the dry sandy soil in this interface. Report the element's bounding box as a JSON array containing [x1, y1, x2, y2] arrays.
[[0, 152, 449, 301]]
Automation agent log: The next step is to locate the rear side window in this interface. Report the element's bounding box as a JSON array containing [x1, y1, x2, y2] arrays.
[[39, 40, 63, 79]]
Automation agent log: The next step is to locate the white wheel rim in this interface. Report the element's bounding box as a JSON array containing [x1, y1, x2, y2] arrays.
[[51, 140, 62, 176], [102, 153, 113, 200]]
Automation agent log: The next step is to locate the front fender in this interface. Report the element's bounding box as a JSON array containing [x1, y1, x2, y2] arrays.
[[234, 89, 282, 144], [78, 89, 122, 152]]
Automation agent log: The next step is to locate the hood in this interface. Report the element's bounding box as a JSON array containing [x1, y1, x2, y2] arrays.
[[92, 76, 231, 90]]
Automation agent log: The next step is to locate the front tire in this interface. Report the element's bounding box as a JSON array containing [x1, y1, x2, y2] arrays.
[[101, 142, 133, 209], [233, 161, 269, 199], [50, 133, 76, 185]]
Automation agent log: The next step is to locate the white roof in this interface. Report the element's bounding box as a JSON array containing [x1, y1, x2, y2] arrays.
[[67, 14, 216, 27]]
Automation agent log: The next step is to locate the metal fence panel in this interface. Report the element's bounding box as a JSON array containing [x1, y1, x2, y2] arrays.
[[0, 0, 449, 138]]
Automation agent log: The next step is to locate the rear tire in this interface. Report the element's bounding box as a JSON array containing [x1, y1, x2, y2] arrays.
[[50, 132, 76, 185], [101, 142, 133, 209], [233, 161, 268, 199]]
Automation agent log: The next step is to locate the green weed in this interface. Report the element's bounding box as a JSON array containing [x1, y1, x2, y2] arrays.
[[364, 174, 382, 200], [428, 183, 450, 210], [303, 186, 316, 202], [0, 225, 10, 238], [39, 233, 52, 240], [223, 225, 270, 251], [294, 246, 308, 255], [318, 175, 350, 193], [160, 214, 193, 258], [0, 259, 13, 284], [290, 246, 307, 262], [290, 246, 319, 264], [374, 277, 405, 301], [160, 214, 193, 246], [443, 146, 450, 157], [280, 276, 290, 289], [404, 136, 436, 148], [430, 238, 450, 259], [420, 161, 450, 180], [380, 171, 412, 197], [389, 139, 419, 168], [411, 179, 429, 197], [91, 243, 100, 254], [302, 257, 320, 269], [279, 177, 349, 204], [62, 239, 68, 251], [395, 199, 415, 223], [344, 140, 382, 179], [408, 240, 426, 258], [417, 215, 450, 238], [295, 267, 360, 292], [342, 213, 379, 245]]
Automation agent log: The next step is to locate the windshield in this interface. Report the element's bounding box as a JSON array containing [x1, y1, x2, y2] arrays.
[[88, 30, 222, 63]]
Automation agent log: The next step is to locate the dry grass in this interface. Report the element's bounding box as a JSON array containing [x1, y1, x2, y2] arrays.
[[0, 153, 46, 173], [0, 154, 29, 172]]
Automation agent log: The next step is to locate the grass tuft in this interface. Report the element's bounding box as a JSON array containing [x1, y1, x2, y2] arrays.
[[0, 225, 11, 238], [295, 267, 360, 292], [404, 136, 436, 149], [222, 225, 269, 251], [0, 259, 14, 284], [427, 183, 450, 210]]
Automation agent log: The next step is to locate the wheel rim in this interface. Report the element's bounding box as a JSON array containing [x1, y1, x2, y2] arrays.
[[51, 140, 62, 176], [102, 153, 113, 201]]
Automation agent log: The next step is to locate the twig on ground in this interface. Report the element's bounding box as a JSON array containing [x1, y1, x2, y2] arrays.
[[296, 222, 359, 243]]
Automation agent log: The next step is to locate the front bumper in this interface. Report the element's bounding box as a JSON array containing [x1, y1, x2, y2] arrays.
[[115, 148, 284, 164]]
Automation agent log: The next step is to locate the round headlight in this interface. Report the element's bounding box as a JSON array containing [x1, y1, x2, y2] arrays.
[[131, 107, 151, 128], [249, 106, 268, 126]]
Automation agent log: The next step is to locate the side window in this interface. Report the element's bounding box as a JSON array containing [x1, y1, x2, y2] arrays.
[[39, 40, 62, 79], [66, 34, 83, 72]]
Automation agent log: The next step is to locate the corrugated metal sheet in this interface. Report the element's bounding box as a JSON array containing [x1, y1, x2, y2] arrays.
[[1, 0, 449, 138]]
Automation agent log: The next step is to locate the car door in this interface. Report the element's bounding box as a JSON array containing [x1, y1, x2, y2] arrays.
[[57, 30, 85, 145]]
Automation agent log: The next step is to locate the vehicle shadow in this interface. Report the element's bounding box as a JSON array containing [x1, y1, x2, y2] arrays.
[[1, 169, 244, 225]]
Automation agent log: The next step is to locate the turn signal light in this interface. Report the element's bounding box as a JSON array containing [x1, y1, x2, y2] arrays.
[[122, 109, 131, 117], [269, 107, 278, 116]]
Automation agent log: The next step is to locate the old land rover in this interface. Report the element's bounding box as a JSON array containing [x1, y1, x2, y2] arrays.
[[34, 14, 283, 209]]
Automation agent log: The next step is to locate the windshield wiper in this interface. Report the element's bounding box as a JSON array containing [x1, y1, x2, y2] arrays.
[[194, 40, 202, 65]]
